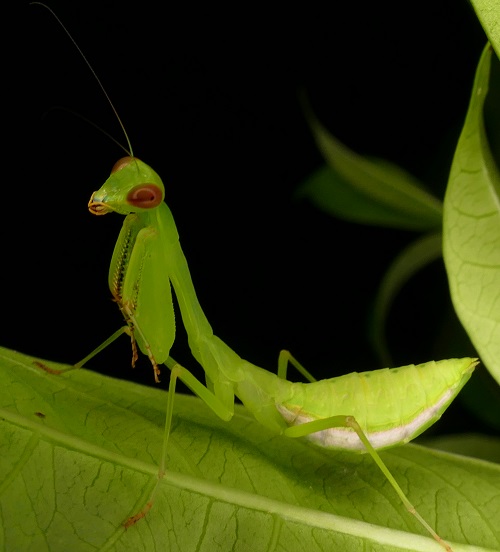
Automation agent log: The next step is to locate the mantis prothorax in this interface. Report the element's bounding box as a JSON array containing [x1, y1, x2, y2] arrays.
[[37, 4, 477, 551]]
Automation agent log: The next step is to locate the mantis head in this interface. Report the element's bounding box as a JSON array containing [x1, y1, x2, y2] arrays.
[[89, 157, 165, 216]]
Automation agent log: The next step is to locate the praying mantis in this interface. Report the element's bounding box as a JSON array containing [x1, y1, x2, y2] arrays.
[[79, 155, 476, 551], [35, 4, 478, 551]]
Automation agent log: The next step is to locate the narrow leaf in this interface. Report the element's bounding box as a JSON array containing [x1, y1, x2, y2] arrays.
[[302, 105, 443, 231], [299, 164, 439, 230], [370, 232, 443, 365]]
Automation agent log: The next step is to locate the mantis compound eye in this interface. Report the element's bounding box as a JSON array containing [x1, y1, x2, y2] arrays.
[[127, 184, 163, 209], [111, 156, 135, 173]]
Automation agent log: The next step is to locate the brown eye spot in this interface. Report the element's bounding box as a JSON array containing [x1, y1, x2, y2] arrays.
[[111, 156, 135, 174], [127, 184, 163, 209]]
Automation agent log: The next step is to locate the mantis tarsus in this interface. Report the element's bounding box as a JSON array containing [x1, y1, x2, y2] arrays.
[[36, 4, 478, 551]]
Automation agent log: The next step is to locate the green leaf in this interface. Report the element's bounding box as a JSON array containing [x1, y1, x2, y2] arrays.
[[1, 347, 499, 552], [420, 433, 500, 464], [298, 164, 439, 230], [370, 232, 443, 365], [443, 44, 500, 386], [470, 0, 500, 57], [301, 105, 443, 231]]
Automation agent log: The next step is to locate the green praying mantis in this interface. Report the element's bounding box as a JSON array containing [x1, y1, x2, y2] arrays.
[[78, 155, 476, 551], [35, 4, 478, 551]]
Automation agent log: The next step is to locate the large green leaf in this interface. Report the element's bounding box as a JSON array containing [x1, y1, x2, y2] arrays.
[[470, 0, 500, 57], [443, 44, 500, 385], [0, 347, 499, 552]]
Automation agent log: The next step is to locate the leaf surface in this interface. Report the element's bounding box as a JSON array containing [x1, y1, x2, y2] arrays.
[[470, 0, 500, 57], [443, 44, 500, 385], [0, 347, 499, 552]]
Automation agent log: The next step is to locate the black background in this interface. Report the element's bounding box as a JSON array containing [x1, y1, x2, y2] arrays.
[[5, 1, 492, 430]]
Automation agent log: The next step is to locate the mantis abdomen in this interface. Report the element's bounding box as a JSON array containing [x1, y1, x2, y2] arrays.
[[274, 358, 477, 451]]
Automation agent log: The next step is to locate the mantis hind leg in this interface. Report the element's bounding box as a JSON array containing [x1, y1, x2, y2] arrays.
[[278, 350, 317, 382], [283, 415, 452, 552]]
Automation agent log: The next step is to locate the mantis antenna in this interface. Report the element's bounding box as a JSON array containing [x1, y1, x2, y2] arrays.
[[31, 2, 134, 157]]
